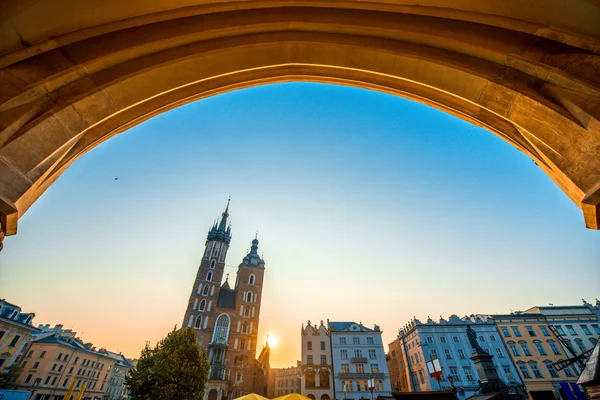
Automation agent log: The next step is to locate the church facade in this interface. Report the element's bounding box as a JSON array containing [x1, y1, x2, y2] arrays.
[[182, 201, 270, 400]]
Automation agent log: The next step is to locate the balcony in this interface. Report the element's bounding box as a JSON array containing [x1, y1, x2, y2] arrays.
[[351, 357, 368, 364]]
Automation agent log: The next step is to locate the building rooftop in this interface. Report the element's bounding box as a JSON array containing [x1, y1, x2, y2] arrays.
[[0, 299, 37, 330], [328, 321, 379, 332]]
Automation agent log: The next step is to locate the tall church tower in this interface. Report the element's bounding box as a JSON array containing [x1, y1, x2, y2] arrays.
[[182, 200, 232, 346]]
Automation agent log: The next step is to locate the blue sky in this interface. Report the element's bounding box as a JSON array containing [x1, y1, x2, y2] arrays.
[[1, 83, 598, 367]]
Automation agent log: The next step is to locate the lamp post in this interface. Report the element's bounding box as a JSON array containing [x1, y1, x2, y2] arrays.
[[447, 376, 456, 395], [367, 377, 375, 400]]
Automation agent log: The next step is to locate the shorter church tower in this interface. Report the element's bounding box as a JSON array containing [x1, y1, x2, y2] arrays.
[[227, 235, 266, 395]]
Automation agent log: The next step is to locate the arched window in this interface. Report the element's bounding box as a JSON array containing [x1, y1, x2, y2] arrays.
[[206, 271, 213, 281], [212, 313, 231, 345], [202, 285, 210, 296], [246, 292, 253, 302], [242, 322, 248, 333], [248, 274, 255, 285], [195, 315, 202, 329], [199, 299, 206, 312], [210, 260, 216, 269], [240, 339, 246, 350], [319, 370, 330, 388], [244, 307, 250, 317], [213, 243, 220, 256], [306, 370, 316, 388]]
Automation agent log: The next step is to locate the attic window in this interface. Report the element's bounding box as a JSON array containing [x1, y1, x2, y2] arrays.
[[10, 310, 18, 320]]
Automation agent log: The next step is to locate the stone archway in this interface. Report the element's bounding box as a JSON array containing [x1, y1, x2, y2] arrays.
[[1, 0, 599, 242], [208, 389, 219, 400]]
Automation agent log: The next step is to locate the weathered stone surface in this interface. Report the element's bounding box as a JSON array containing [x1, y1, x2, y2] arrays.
[[0, 1, 599, 237]]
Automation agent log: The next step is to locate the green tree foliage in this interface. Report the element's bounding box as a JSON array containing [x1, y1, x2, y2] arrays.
[[0, 363, 22, 389], [126, 328, 210, 400]]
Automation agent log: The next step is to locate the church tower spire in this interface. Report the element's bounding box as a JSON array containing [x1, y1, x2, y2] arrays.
[[207, 198, 232, 245]]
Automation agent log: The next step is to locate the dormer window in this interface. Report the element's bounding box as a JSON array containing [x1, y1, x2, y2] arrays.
[[10, 310, 19, 320]]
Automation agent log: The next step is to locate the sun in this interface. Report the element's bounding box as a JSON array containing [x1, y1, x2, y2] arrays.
[[267, 334, 278, 348]]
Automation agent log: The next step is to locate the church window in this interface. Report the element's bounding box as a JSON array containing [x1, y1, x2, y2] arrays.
[[199, 299, 206, 312], [242, 323, 248, 333], [244, 307, 250, 317], [249, 274, 255, 285], [195, 316, 202, 329], [212, 314, 231, 344], [210, 260, 216, 269], [246, 292, 253, 302], [202, 285, 210, 296], [214, 243, 220, 256], [240, 339, 246, 350], [206, 271, 213, 281]]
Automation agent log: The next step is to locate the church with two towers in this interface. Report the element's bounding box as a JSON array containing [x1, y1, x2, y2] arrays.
[[182, 201, 270, 400]]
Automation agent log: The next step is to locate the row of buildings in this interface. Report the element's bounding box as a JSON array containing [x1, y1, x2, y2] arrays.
[[284, 320, 394, 400], [387, 301, 600, 400], [269, 300, 599, 400], [0, 298, 134, 399]]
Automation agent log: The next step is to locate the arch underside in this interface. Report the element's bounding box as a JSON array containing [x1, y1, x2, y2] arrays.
[[0, 2, 599, 235]]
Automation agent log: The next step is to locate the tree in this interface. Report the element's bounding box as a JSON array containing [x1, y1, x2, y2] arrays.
[[0, 363, 22, 389], [126, 328, 210, 400]]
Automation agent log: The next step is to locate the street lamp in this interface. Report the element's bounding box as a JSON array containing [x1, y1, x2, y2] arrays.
[[447, 376, 456, 395], [367, 378, 376, 400]]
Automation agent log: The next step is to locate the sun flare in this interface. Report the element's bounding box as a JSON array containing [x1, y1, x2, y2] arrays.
[[267, 334, 278, 348]]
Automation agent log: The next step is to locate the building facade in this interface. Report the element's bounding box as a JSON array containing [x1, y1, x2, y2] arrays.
[[272, 363, 302, 397], [387, 338, 409, 392], [102, 350, 134, 400], [523, 305, 600, 363], [0, 299, 38, 371], [393, 315, 523, 399], [301, 321, 333, 400], [492, 312, 584, 400], [181, 202, 268, 400], [329, 321, 392, 400], [16, 328, 117, 400]]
